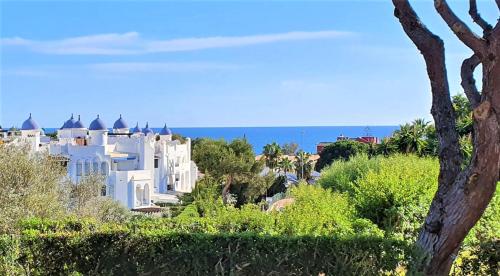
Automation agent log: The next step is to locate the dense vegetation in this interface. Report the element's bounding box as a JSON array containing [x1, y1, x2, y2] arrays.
[[315, 95, 474, 169], [0, 99, 497, 274]]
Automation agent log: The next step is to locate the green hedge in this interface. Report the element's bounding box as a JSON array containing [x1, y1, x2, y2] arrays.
[[4, 231, 408, 275]]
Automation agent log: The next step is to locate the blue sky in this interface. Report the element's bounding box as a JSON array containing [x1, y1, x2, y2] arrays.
[[1, 1, 498, 128]]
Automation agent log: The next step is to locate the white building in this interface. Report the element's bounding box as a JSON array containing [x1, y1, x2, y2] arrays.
[[11, 114, 198, 209]]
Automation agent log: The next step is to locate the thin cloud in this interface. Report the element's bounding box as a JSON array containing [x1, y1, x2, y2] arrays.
[[89, 62, 240, 73], [1, 30, 353, 55], [1, 62, 240, 77]]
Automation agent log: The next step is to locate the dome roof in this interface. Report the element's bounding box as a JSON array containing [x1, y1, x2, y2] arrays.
[[132, 122, 142, 133], [113, 114, 129, 129], [142, 122, 154, 135], [73, 115, 86, 129], [21, 114, 40, 131], [89, 115, 107, 131], [62, 114, 76, 129], [159, 124, 172, 135]]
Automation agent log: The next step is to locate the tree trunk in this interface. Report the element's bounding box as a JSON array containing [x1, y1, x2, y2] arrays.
[[392, 1, 500, 274]]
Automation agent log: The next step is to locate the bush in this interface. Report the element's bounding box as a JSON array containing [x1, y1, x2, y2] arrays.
[[456, 183, 500, 274], [275, 184, 383, 237], [354, 155, 438, 239], [0, 235, 22, 275], [11, 231, 408, 275], [317, 154, 379, 195], [315, 140, 369, 171], [0, 145, 67, 234]]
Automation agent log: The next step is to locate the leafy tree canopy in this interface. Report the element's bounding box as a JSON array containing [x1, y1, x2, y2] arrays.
[[315, 140, 369, 171]]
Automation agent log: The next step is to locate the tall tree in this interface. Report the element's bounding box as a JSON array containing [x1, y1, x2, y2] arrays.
[[295, 150, 313, 180], [262, 142, 282, 170], [278, 157, 295, 174], [392, 0, 499, 274], [192, 138, 259, 203]]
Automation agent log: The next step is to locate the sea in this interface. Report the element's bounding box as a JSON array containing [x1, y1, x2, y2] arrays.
[[43, 126, 398, 154]]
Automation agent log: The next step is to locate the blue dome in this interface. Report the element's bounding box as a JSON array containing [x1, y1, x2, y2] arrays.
[[159, 124, 172, 135], [73, 115, 86, 128], [21, 114, 40, 130], [62, 114, 76, 129], [113, 114, 129, 129], [132, 122, 142, 133], [142, 122, 154, 135], [89, 115, 107, 131]]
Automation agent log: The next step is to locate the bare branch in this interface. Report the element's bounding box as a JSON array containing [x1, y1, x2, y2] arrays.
[[392, 0, 462, 185], [468, 0, 493, 33], [460, 54, 481, 108], [434, 0, 486, 55]]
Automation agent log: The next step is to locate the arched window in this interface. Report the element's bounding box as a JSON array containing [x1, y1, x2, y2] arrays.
[[92, 159, 100, 174], [76, 160, 83, 176], [84, 160, 91, 175], [101, 162, 108, 176]]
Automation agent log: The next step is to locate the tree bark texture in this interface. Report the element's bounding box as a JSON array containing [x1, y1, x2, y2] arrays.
[[392, 0, 500, 274]]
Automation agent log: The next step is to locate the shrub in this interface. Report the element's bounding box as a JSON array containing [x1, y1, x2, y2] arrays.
[[0, 235, 22, 275], [12, 231, 408, 275], [317, 154, 379, 195], [0, 145, 67, 234], [275, 184, 383, 237], [315, 140, 369, 171], [354, 155, 438, 239], [456, 183, 500, 274]]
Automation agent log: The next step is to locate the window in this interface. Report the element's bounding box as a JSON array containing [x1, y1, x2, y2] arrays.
[[101, 162, 108, 176], [92, 161, 99, 174], [84, 160, 91, 175], [76, 161, 83, 176], [154, 158, 159, 168]]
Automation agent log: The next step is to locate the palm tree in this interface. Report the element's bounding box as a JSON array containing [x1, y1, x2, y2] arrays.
[[262, 142, 282, 170], [376, 137, 397, 156], [295, 150, 313, 180], [393, 119, 428, 155], [278, 157, 294, 174]]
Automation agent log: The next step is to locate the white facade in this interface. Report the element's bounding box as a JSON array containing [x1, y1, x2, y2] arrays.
[[9, 114, 198, 209]]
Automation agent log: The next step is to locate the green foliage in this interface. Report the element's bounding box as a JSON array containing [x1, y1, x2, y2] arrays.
[[0, 235, 22, 275], [452, 94, 473, 136], [392, 119, 429, 155], [192, 138, 271, 205], [456, 183, 500, 274], [0, 146, 132, 234], [295, 150, 314, 180], [315, 140, 369, 171], [278, 157, 294, 173], [275, 184, 383, 238], [0, 145, 67, 234], [171, 133, 187, 143], [6, 231, 407, 276], [375, 137, 398, 156], [318, 154, 439, 240], [262, 142, 282, 169], [190, 175, 224, 217], [317, 154, 379, 195], [354, 155, 439, 239]]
